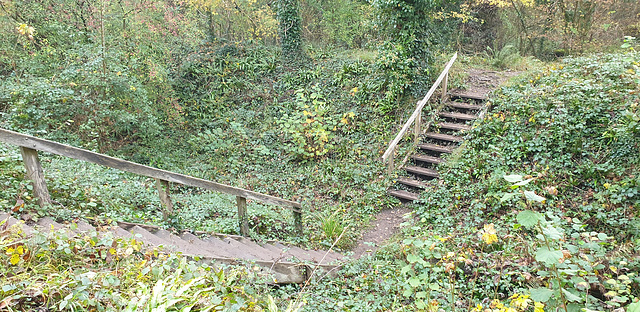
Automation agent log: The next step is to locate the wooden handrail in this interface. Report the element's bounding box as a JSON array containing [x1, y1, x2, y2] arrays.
[[0, 128, 302, 236], [382, 52, 458, 174]]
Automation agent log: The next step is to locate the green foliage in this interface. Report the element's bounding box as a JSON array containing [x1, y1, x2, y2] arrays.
[[277, 0, 303, 60], [401, 51, 640, 310], [0, 225, 268, 311], [277, 87, 355, 160], [300, 0, 374, 49], [515, 210, 639, 310], [287, 51, 640, 312], [485, 45, 524, 69], [371, 0, 462, 107], [314, 209, 346, 247], [622, 36, 639, 51]]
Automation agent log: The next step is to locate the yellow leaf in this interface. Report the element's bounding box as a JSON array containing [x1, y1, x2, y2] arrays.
[[109, 248, 116, 255], [10, 254, 20, 265], [5, 247, 14, 256], [16, 246, 24, 255], [480, 223, 499, 244]]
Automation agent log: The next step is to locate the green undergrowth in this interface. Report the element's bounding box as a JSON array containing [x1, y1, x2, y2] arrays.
[[0, 222, 275, 311], [3, 43, 458, 249], [295, 51, 640, 311], [3, 48, 640, 310]]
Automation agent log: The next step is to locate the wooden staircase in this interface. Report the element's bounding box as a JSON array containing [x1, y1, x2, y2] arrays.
[[0, 128, 338, 284], [388, 91, 487, 202], [0, 212, 343, 284]]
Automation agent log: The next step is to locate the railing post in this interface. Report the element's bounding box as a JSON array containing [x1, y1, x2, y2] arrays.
[[236, 196, 249, 236], [20, 147, 52, 207], [387, 147, 395, 175], [293, 209, 303, 235], [441, 71, 449, 102], [414, 109, 422, 144], [155, 179, 174, 221]]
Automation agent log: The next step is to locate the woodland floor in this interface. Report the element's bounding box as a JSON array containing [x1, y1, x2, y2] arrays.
[[350, 68, 519, 258]]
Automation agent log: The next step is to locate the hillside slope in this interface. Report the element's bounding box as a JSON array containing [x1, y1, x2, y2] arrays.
[[299, 51, 640, 311]]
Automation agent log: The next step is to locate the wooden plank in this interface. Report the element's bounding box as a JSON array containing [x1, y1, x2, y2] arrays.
[[382, 52, 458, 162], [449, 92, 487, 101], [438, 122, 471, 131], [397, 177, 429, 189], [236, 196, 249, 236], [411, 154, 444, 164], [439, 111, 477, 121], [387, 189, 419, 201], [418, 143, 454, 154], [425, 132, 464, 142], [156, 179, 174, 220], [405, 166, 440, 178], [0, 128, 302, 212], [19, 147, 52, 207], [446, 102, 483, 110]]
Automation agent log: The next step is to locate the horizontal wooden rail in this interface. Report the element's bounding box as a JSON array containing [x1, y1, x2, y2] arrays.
[[0, 128, 302, 236], [382, 52, 458, 174]]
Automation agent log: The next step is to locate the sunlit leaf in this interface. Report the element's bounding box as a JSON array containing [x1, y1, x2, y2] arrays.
[[530, 287, 553, 302], [517, 210, 543, 227], [504, 174, 523, 183], [524, 190, 545, 203], [535, 246, 563, 265]]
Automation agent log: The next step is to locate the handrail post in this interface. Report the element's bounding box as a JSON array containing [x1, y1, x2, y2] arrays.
[[236, 196, 249, 236], [20, 147, 52, 207], [414, 109, 422, 144], [387, 147, 395, 175], [155, 179, 174, 221], [441, 71, 449, 102], [293, 209, 302, 235]]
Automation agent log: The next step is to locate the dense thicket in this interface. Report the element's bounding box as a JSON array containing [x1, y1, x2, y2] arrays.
[[1, 0, 640, 311]]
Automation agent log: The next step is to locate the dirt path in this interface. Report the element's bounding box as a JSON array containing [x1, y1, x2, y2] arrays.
[[351, 207, 411, 258], [455, 68, 520, 97], [351, 68, 519, 258]]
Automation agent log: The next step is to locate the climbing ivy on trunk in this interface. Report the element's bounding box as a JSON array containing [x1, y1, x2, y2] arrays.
[[277, 0, 303, 60], [371, 0, 461, 113]]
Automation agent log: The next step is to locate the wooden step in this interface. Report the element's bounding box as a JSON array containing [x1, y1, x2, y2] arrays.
[[439, 111, 477, 121], [449, 92, 487, 101], [425, 132, 463, 143], [418, 143, 454, 154], [405, 166, 439, 178], [438, 122, 471, 131], [411, 154, 444, 165], [387, 189, 419, 201], [0, 213, 33, 236], [446, 101, 483, 110], [3, 212, 340, 284], [397, 177, 429, 189]]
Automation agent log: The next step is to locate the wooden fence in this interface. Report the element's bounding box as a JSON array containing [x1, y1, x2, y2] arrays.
[[0, 128, 302, 236], [382, 52, 458, 174]]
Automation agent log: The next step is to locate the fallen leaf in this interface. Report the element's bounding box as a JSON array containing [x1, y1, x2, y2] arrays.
[[12, 199, 24, 212]]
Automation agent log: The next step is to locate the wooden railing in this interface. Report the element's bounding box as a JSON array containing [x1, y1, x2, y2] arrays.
[[382, 52, 458, 174], [0, 128, 302, 236]]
